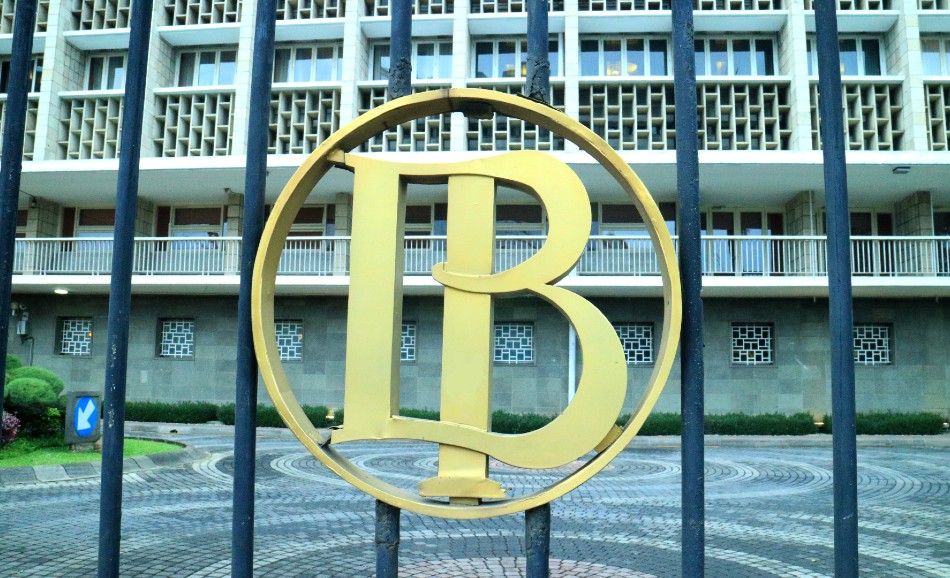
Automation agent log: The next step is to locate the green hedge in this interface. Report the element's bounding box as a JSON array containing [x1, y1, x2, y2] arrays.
[[126, 401, 218, 424], [824, 412, 946, 435], [121, 402, 946, 436]]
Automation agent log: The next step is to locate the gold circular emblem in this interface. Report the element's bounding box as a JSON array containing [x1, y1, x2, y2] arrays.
[[252, 89, 682, 519]]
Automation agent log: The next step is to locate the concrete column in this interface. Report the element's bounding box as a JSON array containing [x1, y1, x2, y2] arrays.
[[450, 0, 471, 151], [333, 192, 352, 275], [562, 0, 579, 152], [338, 0, 365, 125], [886, 0, 927, 151], [31, 0, 82, 160], [784, 190, 818, 274], [230, 0, 259, 155], [21, 197, 61, 274], [136, 199, 156, 236], [226, 189, 244, 236], [894, 190, 934, 273], [782, 0, 814, 151], [142, 2, 178, 158]]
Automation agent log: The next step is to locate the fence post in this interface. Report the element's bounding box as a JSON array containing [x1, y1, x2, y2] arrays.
[[97, 0, 154, 574], [526, 503, 551, 578]]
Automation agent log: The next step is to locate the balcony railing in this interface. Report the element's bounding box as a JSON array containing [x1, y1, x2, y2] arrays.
[[0, 95, 39, 161], [579, 79, 791, 151], [71, 0, 131, 31], [368, 0, 453, 15], [925, 81, 950, 151], [58, 91, 124, 160], [12, 235, 950, 278], [277, 0, 343, 19], [164, 0, 242, 25], [154, 88, 236, 157], [269, 86, 341, 155], [810, 79, 903, 151], [579, 0, 783, 10]]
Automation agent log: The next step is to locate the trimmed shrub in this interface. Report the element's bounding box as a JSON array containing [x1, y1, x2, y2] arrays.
[[5, 354, 22, 373], [491, 411, 553, 434], [4, 377, 64, 437], [8, 366, 66, 397], [400, 408, 440, 421], [2, 411, 20, 444], [637, 412, 683, 436], [824, 412, 946, 435], [126, 401, 218, 424], [705, 412, 817, 436]]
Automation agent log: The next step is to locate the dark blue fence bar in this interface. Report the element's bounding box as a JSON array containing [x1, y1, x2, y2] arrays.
[[231, 0, 278, 574], [525, 0, 550, 101], [0, 0, 38, 445], [388, 0, 412, 99], [526, 504, 552, 578], [97, 0, 154, 575], [671, 0, 706, 575], [375, 501, 401, 578], [813, 2, 859, 576]]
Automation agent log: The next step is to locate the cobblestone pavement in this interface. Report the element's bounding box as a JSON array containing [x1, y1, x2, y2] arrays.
[[1, 431, 948, 577]]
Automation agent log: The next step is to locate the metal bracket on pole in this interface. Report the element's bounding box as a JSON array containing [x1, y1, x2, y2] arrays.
[[525, 503, 551, 578], [376, 500, 401, 578]]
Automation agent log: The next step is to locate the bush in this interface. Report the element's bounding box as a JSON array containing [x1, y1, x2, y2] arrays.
[[8, 366, 65, 397], [490, 411, 553, 434], [5, 354, 22, 373], [705, 412, 817, 435], [4, 376, 64, 438], [2, 411, 20, 444], [400, 408, 440, 421], [126, 401, 218, 424], [824, 412, 946, 435], [216, 403, 343, 428]]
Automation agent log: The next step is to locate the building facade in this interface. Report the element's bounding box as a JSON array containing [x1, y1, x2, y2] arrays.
[[3, 0, 949, 418]]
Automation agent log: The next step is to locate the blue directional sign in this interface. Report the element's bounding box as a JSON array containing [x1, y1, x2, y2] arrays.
[[66, 392, 102, 444], [74, 396, 98, 437]]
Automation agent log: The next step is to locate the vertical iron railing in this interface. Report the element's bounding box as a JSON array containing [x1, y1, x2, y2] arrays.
[[231, 0, 278, 574], [813, 1, 859, 575], [0, 0, 38, 446], [97, 0, 154, 575], [672, 0, 705, 575]]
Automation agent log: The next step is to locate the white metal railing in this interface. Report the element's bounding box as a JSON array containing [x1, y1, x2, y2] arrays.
[[11, 235, 950, 278]]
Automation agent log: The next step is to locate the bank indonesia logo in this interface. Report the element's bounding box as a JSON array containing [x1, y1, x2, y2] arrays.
[[253, 89, 682, 519]]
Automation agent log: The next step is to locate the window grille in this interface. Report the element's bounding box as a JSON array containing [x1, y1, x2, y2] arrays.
[[494, 323, 534, 363], [59, 318, 93, 356], [853, 324, 891, 365], [731, 322, 773, 365], [159, 319, 195, 358], [401, 322, 417, 362], [275, 320, 304, 361], [614, 323, 654, 365]]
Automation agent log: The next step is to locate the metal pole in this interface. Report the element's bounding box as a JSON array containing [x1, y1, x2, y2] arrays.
[[375, 500, 400, 578], [525, 503, 551, 578], [813, 2, 858, 576], [671, 0, 705, 576], [525, 0, 549, 102], [97, 0, 153, 574], [231, 0, 277, 573], [388, 0, 412, 99], [0, 0, 37, 448]]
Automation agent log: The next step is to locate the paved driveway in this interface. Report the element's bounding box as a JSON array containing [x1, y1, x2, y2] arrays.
[[1, 429, 948, 577]]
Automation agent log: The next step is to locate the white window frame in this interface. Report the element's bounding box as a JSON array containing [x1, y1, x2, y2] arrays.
[[169, 206, 225, 238], [274, 43, 343, 83], [853, 323, 892, 366], [731, 322, 774, 366], [807, 36, 885, 77], [921, 37, 950, 76], [613, 322, 654, 365], [84, 52, 126, 91], [471, 36, 562, 80], [74, 208, 116, 239], [176, 48, 238, 87], [579, 37, 669, 77], [0, 56, 43, 93], [493, 322, 535, 364], [694, 37, 776, 77], [371, 39, 454, 81]]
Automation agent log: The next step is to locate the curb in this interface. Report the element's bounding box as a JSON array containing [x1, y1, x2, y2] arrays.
[[0, 440, 208, 487]]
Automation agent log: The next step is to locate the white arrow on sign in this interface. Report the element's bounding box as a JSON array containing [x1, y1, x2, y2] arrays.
[[77, 399, 95, 431]]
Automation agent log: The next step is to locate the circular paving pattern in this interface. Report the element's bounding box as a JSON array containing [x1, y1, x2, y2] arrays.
[[2, 434, 949, 577]]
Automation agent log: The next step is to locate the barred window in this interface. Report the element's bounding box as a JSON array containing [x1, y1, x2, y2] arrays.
[[275, 319, 303, 361], [494, 322, 534, 363], [401, 322, 417, 362], [614, 323, 654, 365], [158, 319, 195, 358], [58, 318, 93, 356], [731, 322, 773, 365], [853, 324, 892, 365]]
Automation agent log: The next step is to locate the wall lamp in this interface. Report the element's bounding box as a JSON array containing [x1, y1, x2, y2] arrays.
[[892, 166, 911, 175]]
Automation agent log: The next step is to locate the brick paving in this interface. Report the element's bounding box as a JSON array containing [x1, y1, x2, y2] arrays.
[[0, 430, 948, 577]]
